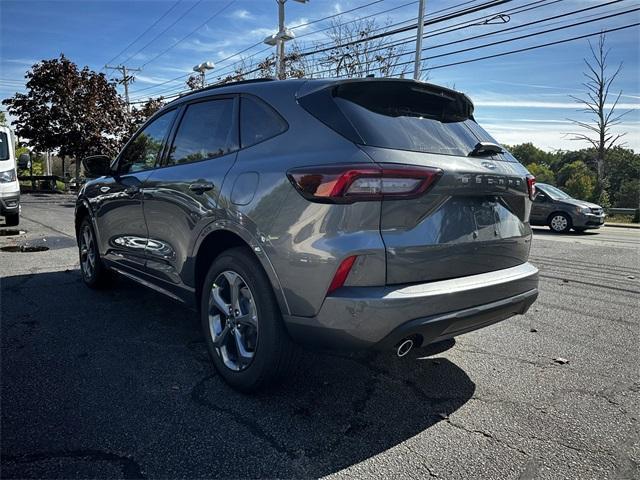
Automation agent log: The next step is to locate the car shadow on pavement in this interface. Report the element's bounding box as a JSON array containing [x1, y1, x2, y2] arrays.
[[1, 269, 475, 479]]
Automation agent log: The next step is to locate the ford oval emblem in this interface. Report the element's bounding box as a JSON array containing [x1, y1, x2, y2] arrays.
[[481, 161, 497, 170]]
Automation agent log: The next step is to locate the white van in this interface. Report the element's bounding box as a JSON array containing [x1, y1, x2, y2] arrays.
[[0, 125, 20, 226]]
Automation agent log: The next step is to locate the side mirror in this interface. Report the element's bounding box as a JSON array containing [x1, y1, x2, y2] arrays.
[[17, 153, 31, 170], [82, 155, 112, 178]]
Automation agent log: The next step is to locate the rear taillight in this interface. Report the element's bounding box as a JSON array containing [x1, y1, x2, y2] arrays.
[[287, 163, 442, 203], [526, 174, 536, 200], [327, 255, 357, 295]]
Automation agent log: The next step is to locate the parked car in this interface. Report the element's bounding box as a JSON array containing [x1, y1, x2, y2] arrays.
[[0, 125, 20, 226], [76, 78, 539, 392], [531, 183, 605, 233]]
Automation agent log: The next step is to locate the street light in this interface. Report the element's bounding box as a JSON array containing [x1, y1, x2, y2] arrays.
[[263, 0, 309, 80], [193, 61, 215, 87]]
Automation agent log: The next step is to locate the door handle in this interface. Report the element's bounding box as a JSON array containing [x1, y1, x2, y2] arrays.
[[189, 182, 214, 194]]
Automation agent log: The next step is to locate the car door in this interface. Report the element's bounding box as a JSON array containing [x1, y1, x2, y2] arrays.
[[142, 96, 239, 290], [530, 190, 552, 225], [92, 108, 177, 272]]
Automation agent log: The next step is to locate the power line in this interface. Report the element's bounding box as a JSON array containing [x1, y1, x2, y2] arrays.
[[208, 0, 498, 84], [119, 0, 206, 66], [128, 0, 406, 96], [102, 0, 184, 70], [317, 0, 626, 73], [292, 5, 638, 78], [138, 1, 236, 69], [420, 22, 639, 71]]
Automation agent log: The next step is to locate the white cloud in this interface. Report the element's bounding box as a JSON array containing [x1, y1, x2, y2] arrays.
[[480, 119, 640, 151], [230, 9, 252, 20], [474, 100, 640, 110]]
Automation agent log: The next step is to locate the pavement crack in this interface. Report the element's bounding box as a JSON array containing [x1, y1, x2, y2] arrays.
[[189, 375, 298, 460], [444, 418, 529, 457], [2, 449, 145, 479]]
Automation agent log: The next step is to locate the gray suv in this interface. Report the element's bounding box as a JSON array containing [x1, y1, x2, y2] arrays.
[[76, 78, 539, 392], [531, 183, 605, 233]]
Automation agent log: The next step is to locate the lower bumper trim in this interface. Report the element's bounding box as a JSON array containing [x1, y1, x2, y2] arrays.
[[375, 288, 538, 349]]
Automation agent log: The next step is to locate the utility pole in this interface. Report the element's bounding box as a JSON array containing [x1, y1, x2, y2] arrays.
[[105, 65, 141, 113], [413, 0, 426, 80], [276, 0, 286, 80], [263, 0, 308, 80]]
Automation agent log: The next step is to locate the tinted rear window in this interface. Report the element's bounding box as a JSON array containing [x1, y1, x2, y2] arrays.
[[0, 132, 9, 161], [300, 81, 514, 160]]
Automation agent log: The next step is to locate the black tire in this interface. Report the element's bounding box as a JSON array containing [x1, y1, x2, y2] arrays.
[[4, 212, 19, 227], [200, 247, 295, 393], [78, 217, 111, 288], [548, 212, 572, 233]]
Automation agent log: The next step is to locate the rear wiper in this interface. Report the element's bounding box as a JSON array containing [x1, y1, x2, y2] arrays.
[[468, 142, 504, 157]]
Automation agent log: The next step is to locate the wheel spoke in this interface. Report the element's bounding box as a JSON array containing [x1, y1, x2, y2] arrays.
[[224, 272, 243, 311], [233, 329, 254, 365], [235, 312, 257, 328], [210, 286, 230, 314], [212, 323, 231, 347]]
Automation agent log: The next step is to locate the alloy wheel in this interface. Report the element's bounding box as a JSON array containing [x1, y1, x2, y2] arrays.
[[550, 215, 568, 232], [80, 224, 96, 279], [208, 270, 258, 371]]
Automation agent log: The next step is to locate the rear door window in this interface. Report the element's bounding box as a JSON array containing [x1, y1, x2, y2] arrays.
[[240, 95, 287, 148], [167, 98, 237, 165]]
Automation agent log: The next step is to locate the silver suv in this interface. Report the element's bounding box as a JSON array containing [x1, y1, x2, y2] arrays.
[[76, 78, 539, 392]]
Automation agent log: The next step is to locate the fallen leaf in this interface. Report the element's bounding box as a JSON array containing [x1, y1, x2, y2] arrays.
[[553, 357, 569, 365], [530, 328, 538, 333], [437, 413, 449, 420]]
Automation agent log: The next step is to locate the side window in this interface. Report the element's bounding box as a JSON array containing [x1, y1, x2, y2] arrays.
[[240, 95, 287, 148], [119, 109, 176, 174], [167, 98, 236, 166]]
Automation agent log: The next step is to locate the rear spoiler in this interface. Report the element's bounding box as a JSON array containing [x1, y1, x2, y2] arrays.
[[297, 78, 474, 122]]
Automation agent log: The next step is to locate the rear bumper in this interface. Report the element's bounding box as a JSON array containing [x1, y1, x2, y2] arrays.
[[0, 192, 20, 215], [284, 262, 539, 350]]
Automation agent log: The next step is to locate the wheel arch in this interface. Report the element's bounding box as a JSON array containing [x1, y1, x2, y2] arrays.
[[191, 224, 290, 316]]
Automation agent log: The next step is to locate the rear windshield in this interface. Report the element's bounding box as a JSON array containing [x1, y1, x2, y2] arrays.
[[0, 132, 9, 161], [299, 81, 514, 160], [336, 97, 488, 157]]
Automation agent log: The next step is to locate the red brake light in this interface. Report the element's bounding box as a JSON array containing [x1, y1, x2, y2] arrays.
[[526, 174, 536, 200], [327, 255, 358, 295], [287, 163, 442, 203]]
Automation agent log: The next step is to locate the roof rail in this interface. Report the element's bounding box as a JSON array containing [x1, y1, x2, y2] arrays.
[[168, 78, 276, 105]]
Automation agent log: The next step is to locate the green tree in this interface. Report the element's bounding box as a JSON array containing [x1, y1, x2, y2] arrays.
[[526, 163, 555, 184], [0, 111, 7, 126], [615, 179, 640, 208], [2, 54, 127, 178], [559, 160, 596, 200]]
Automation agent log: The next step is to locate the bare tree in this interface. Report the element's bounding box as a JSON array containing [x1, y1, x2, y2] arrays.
[[320, 18, 410, 78], [568, 33, 629, 197]]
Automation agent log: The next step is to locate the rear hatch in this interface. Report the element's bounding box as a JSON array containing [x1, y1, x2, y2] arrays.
[[299, 79, 533, 285]]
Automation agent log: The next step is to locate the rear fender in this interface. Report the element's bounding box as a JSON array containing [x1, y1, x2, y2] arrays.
[[190, 219, 290, 316]]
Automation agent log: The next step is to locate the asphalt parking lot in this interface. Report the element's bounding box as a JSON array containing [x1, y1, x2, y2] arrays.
[[1, 193, 638, 479]]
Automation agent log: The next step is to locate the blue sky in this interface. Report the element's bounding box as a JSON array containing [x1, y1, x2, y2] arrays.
[[1, 0, 639, 151]]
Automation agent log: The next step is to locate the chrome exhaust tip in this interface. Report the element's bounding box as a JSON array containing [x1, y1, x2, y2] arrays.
[[396, 338, 414, 358]]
